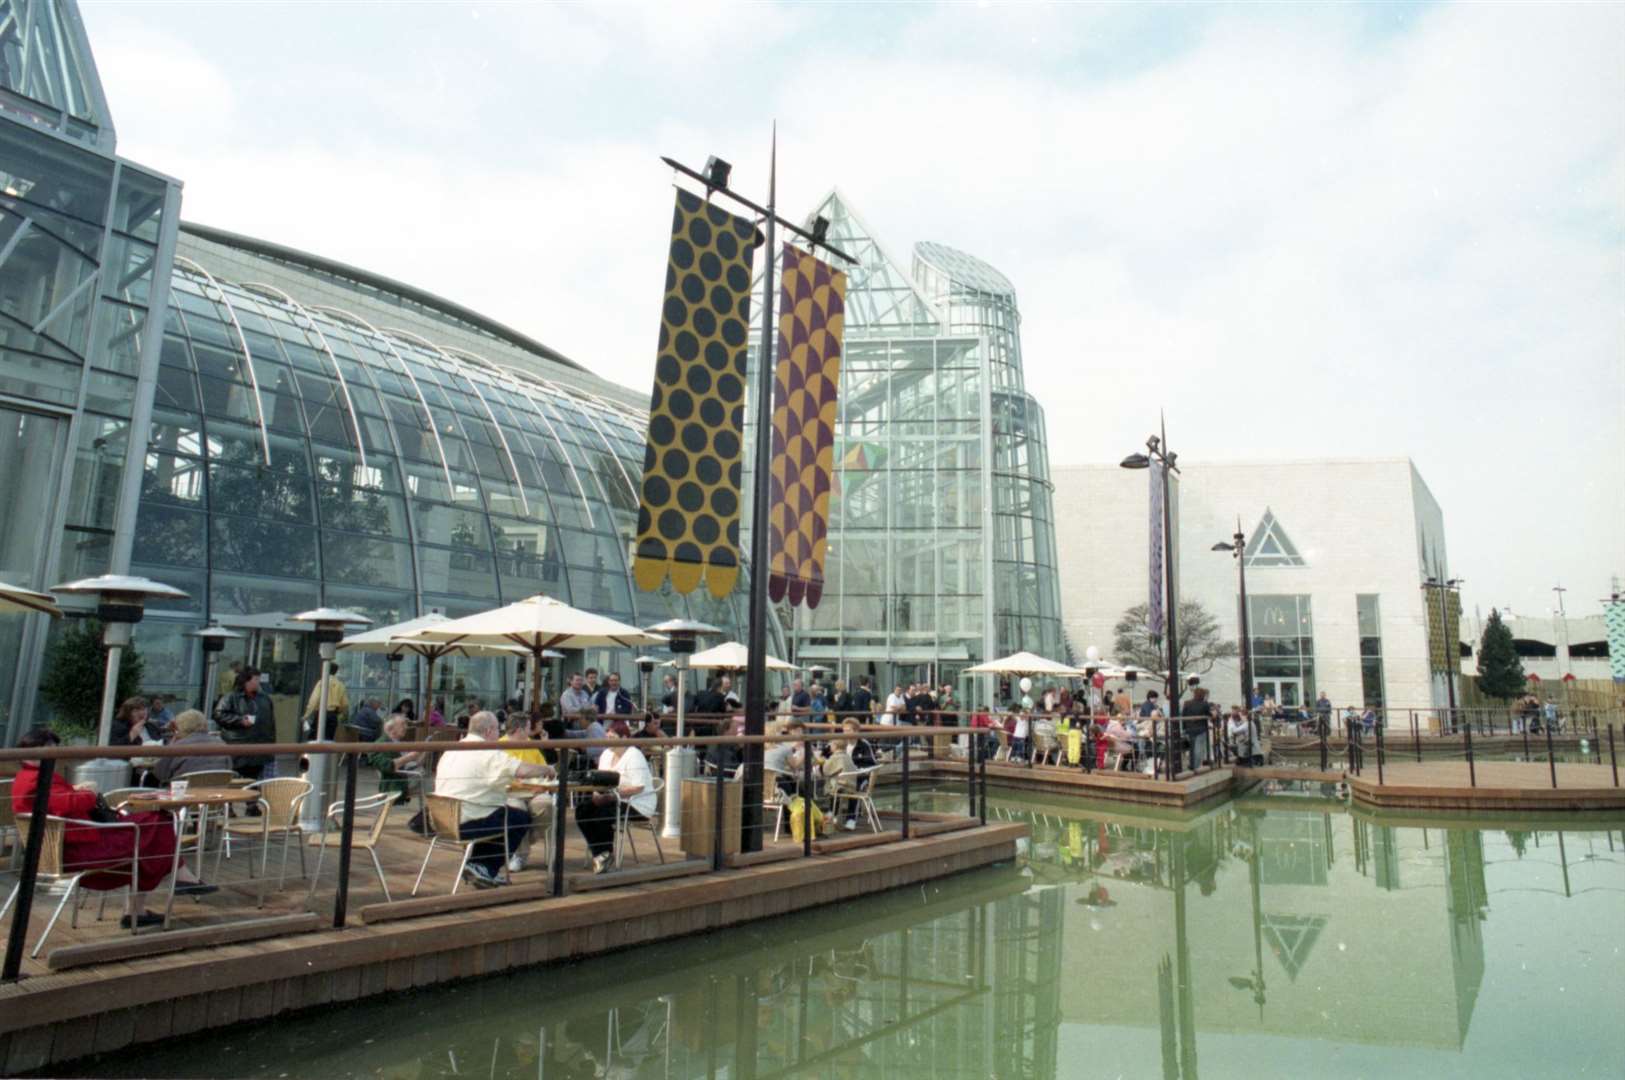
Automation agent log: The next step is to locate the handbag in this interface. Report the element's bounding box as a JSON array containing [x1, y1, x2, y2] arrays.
[[87, 795, 121, 824]]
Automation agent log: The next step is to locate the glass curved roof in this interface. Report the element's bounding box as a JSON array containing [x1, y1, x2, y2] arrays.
[[139, 258, 761, 644], [913, 241, 1016, 298]]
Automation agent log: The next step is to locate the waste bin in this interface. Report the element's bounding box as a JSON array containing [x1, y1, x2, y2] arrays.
[[68, 757, 131, 794], [680, 777, 741, 860]]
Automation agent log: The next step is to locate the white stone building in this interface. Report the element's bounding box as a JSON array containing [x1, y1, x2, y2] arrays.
[[1052, 459, 1453, 711]]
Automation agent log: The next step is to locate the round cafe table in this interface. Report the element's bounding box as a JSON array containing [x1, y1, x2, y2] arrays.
[[123, 787, 260, 886]]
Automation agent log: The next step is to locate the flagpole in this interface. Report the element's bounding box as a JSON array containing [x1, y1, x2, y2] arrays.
[[741, 126, 778, 852]]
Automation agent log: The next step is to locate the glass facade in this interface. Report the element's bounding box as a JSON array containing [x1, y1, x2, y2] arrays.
[[1358, 593, 1386, 708], [746, 195, 1063, 705], [1248, 593, 1316, 706]]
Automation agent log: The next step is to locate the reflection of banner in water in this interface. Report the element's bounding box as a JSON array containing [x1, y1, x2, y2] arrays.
[[1605, 600, 1625, 682], [1148, 460, 1165, 640], [632, 190, 762, 598], [767, 243, 847, 609], [1425, 588, 1463, 673]]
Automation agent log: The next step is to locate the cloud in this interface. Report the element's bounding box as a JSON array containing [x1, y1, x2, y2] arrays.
[[82, 1, 1624, 618]]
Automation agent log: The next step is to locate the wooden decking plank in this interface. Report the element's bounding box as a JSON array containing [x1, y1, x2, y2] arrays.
[[45, 914, 321, 971], [360, 883, 554, 925], [564, 858, 710, 892]]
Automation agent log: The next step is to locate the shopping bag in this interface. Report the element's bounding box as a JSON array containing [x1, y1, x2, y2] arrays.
[[1065, 729, 1083, 765], [789, 797, 826, 842]]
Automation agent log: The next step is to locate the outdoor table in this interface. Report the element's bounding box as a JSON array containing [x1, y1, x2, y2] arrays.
[[124, 787, 259, 881]]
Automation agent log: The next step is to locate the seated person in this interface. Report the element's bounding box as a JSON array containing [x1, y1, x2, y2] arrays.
[[562, 706, 606, 743], [433, 711, 552, 888], [11, 727, 216, 929], [153, 709, 234, 785], [499, 712, 555, 872], [763, 719, 800, 799], [367, 714, 424, 797], [632, 711, 665, 739], [824, 720, 878, 830], [574, 720, 656, 874], [704, 715, 748, 777], [112, 696, 163, 748]]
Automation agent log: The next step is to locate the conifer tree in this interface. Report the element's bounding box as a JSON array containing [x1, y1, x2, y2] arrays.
[[1475, 608, 1524, 700]]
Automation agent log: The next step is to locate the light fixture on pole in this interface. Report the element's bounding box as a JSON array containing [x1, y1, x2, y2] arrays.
[[1213, 517, 1253, 710], [645, 618, 720, 841], [188, 623, 244, 717], [292, 607, 373, 830], [51, 575, 190, 747], [635, 655, 661, 714]]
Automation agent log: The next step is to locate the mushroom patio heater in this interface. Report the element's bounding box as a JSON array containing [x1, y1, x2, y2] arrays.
[[635, 655, 661, 713], [51, 575, 191, 748], [189, 623, 244, 717], [645, 618, 720, 840], [292, 608, 373, 829]]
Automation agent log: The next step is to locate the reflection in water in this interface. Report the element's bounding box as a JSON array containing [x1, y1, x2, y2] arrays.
[[80, 791, 1625, 1080]]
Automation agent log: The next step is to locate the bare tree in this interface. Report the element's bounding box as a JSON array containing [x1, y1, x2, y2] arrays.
[[1113, 600, 1238, 676]]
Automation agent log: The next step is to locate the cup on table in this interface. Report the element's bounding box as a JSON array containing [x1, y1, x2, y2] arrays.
[[169, 779, 189, 800]]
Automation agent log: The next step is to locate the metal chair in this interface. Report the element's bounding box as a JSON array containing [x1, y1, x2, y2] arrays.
[[410, 794, 510, 896], [764, 767, 794, 841], [829, 767, 883, 833], [222, 778, 312, 903], [1, 813, 170, 957], [306, 791, 400, 903], [0, 778, 19, 868], [175, 769, 237, 788], [613, 777, 666, 869]]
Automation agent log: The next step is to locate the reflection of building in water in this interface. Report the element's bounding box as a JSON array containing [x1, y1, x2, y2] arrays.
[[999, 798, 1491, 1059]]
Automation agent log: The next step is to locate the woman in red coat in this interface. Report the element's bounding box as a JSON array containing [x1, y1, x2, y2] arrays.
[[12, 727, 214, 929]]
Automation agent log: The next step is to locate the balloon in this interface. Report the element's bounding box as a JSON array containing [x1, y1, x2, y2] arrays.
[[1085, 645, 1101, 663], [1018, 677, 1033, 694]]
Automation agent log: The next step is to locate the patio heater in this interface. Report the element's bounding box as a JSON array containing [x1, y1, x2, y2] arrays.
[[188, 622, 244, 717], [635, 655, 661, 713], [51, 575, 191, 750], [645, 618, 720, 840], [292, 607, 373, 830]]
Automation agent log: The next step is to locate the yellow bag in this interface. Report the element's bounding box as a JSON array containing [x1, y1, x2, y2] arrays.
[[789, 796, 825, 842], [1066, 728, 1083, 765]]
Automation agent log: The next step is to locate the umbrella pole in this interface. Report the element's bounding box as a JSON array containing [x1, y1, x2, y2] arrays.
[[531, 649, 543, 716]]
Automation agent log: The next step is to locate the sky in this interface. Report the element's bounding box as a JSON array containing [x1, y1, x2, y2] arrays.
[[80, 0, 1623, 622]]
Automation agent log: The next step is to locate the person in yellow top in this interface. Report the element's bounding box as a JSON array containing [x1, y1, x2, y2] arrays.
[[499, 713, 555, 873], [302, 662, 349, 740]]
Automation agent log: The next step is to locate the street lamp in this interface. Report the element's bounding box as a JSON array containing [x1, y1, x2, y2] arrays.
[[635, 655, 661, 713], [1121, 431, 1182, 712], [292, 607, 373, 830], [1212, 518, 1253, 711], [1422, 576, 1463, 732], [51, 575, 191, 747], [645, 618, 720, 840], [188, 623, 244, 716]]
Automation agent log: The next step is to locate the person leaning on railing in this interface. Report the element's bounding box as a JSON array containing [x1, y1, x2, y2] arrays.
[[10, 727, 217, 928]]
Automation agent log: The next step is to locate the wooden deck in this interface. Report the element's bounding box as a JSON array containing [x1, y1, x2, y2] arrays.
[[1349, 760, 1625, 811], [0, 796, 1021, 1076], [919, 757, 1235, 808]]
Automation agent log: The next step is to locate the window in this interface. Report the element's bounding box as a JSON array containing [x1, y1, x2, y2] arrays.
[[1244, 509, 1306, 568], [1357, 594, 1384, 708]]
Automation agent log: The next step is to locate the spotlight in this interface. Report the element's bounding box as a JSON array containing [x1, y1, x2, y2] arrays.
[[1119, 453, 1150, 470], [810, 215, 830, 246], [704, 155, 732, 191]]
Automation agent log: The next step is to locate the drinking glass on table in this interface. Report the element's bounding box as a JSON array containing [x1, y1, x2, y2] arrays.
[[169, 779, 189, 799]]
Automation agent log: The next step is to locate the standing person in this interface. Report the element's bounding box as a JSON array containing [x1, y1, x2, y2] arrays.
[[1010, 706, 1031, 763], [1315, 691, 1333, 737], [789, 678, 812, 715], [593, 672, 635, 717], [775, 683, 794, 717], [831, 680, 853, 718], [691, 677, 727, 719], [850, 676, 875, 717], [809, 682, 829, 723], [719, 674, 740, 710], [301, 662, 348, 742], [1112, 685, 1132, 718], [1179, 687, 1216, 775], [214, 666, 277, 782], [883, 685, 906, 725], [659, 674, 678, 714], [559, 673, 593, 716], [1226, 706, 1258, 766]]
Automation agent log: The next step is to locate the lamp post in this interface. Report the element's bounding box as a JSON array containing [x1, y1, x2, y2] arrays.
[[1212, 518, 1253, 710], [292, 608, 373, 830], [51, 575, 191, 747], [1121, 431, 1182, 711], [188, 623, 244, 717], [1422, 576, 1463, 732], [646, 618, 720, 840], [635, 655, 661, 714]]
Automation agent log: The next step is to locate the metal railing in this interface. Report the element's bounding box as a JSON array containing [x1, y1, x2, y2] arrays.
[[0, 724, 984, 982]]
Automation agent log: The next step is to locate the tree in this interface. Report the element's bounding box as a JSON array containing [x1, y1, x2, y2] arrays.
[[38, 619, 145, 744], [1476, 608, 1524, 700], [1113, 600, 1238, 677]]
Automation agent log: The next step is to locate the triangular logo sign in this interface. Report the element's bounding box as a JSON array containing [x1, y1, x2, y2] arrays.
[[1262, 913, 1328, 981], [1246, 509, 1306, 567]]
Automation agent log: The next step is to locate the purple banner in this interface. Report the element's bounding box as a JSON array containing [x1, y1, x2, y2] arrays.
[[1148, 459, 1165, 640]]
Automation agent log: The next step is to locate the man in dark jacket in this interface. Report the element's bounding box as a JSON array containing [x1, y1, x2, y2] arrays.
[[214, 666, 277, 781], [849, 676, 875, 717], [1179, 687, 1216, 775], [592, 672, 635, 717]]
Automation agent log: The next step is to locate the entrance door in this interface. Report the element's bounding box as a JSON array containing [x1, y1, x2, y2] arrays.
[[253, 630, 316, 744], [1256, 678, 1304, 708]]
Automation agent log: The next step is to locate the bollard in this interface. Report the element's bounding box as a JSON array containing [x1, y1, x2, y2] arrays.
[[1320, 717, 1329, 772], [1412, 711, 1421, 762], [966, 731, 978, 819], [1464, 723, 1476, 788], [1609, 724, 1618, 788], [900, 736, 911, 841], [803, 737, 814, 858], [979, 743, 987, 826], [3, 757, 55, 982], [1376, 718, 1386, 785], [552, 764, 569, 898], [1523, 720, 1531, 761], [332, 751, 360, 928]]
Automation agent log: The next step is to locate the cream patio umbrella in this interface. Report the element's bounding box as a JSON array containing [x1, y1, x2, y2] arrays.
[[338, 613, 528, 720], [963, 651, 1085, 678], [0, 581, 62, 618], [401, 594, 666, 712], [671, 640, 794, 673]]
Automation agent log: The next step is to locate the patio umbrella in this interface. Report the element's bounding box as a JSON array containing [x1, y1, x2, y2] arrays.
[[0, 580, 61, 618], [963, 651, 1085, 678], [401, 594, 666, 711], [338, 613, 527, 718], [669, 640, 794, 673]]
